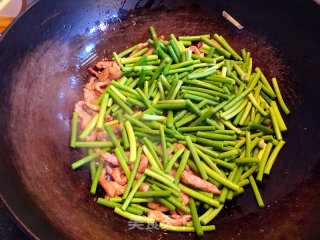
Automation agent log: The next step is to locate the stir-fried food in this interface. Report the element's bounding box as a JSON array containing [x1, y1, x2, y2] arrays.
[[70, 27, 290, 236]]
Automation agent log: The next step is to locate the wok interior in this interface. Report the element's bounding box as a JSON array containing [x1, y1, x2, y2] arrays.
[[1, 1, 320, 239]]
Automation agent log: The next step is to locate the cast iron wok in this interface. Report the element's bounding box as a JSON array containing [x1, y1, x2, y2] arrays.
[[0, 0, 320, 239]]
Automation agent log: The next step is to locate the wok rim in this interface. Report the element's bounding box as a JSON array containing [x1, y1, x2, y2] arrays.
[[0, 195, 38, 240], [0, 1, 44, 239]]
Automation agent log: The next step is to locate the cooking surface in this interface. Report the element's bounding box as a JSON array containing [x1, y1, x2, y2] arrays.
[[0, 0, 320, 239]]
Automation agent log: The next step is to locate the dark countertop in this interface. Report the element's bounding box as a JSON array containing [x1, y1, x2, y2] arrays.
[[0, 201, 30, 239]]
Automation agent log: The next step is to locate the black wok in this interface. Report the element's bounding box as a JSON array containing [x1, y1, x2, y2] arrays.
[[0, 0, 320, 239]]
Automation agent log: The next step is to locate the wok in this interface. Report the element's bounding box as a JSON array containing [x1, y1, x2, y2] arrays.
[[0, 0, 320, 239]]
